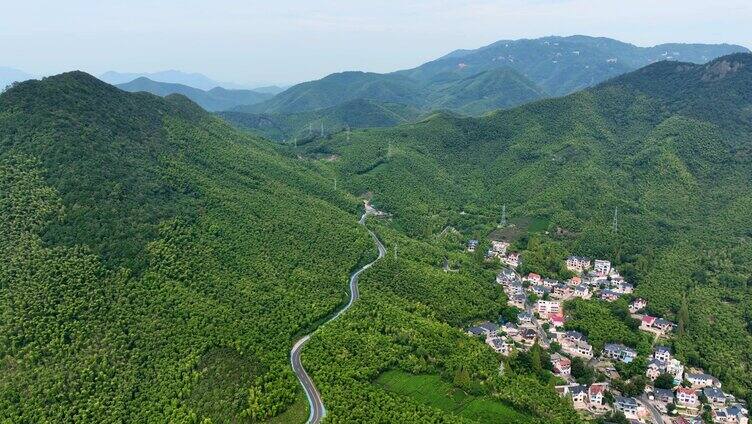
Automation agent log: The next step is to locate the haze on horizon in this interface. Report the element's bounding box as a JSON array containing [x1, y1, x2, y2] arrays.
[[2, 0, 751, 87]]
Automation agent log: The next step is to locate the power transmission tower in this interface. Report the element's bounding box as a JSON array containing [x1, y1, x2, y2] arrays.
[[499, 204, 507, 227], [320, 122, 324, 137], [612, 207, 618, 233], [309, 123, 312, 135]]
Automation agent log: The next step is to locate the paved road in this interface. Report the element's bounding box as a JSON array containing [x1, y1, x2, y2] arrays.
[[290, 211, 386, 424], [640, 394, 665, 424]]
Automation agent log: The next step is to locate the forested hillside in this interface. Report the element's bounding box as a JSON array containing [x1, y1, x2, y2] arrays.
[[117, 77, 273, 111], [301, 53, 752, 399], [219, 98, 422, 142], [0, 72, 375, 422]]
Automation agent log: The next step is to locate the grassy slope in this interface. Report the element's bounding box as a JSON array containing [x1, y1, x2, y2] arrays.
[[376, 371, 533, 424], [301, 54, 752, 397]]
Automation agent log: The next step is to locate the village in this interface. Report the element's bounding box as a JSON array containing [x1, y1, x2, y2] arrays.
[[465, 240, 749, 424]]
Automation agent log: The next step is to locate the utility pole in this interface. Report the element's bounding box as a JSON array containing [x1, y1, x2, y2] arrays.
[[612, 207, 618, 233]]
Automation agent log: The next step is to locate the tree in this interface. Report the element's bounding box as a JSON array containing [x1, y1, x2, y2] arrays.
[[453, 366, 471, 390], [654, 373, 675, 390], [678, 293, 689, 337], [571, 357, 595, 385], [529, 342, 543, 376]]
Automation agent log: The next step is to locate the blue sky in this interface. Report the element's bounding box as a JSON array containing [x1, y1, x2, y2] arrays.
[[2, 0, 751, 86]]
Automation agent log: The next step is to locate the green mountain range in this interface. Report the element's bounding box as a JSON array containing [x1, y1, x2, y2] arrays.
[[221, 36, 747, 142], [301, 52, 752, 396], [116, 77, 273, 111], [400, 35, 750, 96], [2, 49, 752, 423]]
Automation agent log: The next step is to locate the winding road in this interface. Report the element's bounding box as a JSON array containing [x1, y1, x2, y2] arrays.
[[290, 211, 386, 424]]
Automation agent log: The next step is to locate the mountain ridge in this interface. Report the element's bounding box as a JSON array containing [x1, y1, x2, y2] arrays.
[[116, 76, 273, 111]]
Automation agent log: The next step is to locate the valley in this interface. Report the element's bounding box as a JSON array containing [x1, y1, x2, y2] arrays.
[[1, 31, 751, 424]]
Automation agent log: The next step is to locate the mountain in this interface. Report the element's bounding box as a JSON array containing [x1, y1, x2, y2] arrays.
[[399, 35, 750, 96], [99, 69, 255, 90], [237, 36, 746, 123], [0, 72, 575, 422], [0, 67, 35, 91], [301, 53, 752, 398], [424, 67, 547, 115], [244, 71, 428, 114], [220, 98, 423, 141], [0, 72, 373, 422], [245, 66, 547, 118], [250, 85, 288, 95], [116, 77, 273, 111]]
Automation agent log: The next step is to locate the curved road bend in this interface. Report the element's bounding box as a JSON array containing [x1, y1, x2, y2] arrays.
[[290, 212, 386, 424]]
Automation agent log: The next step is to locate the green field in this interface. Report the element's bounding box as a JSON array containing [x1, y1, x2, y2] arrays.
[[375, 371, 534, 423]]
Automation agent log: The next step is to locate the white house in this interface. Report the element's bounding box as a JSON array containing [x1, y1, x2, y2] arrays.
[[603, 343, 637, 363], [653, 346, 672, 362], [502, 252, 521, 268], [629, 298, 648, 313], [676, 387, 700, 410], [533, 300, 561, 318], [566, 256, 592, 273], [646, 359, 666, 380], [589, 384, 607, 408], [687, 373, 721, 389], [486, 336, 512, 355], [593, 259, 611, 276], [551, 353, 572, 376], [563, 339, 594, 359], [615, 396, 640, 419]]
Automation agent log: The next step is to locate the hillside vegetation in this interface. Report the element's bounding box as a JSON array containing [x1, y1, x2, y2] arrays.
[[0, 72, 374, 422], [220, 98, 423, 142], [0, 71, 582, 423], [301, 53, 752, 398]]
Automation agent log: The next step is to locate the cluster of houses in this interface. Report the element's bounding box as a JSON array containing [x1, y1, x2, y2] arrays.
[[644, 359, 747, 424], [467, 240, 748, 424], [466, 241, 748, 424], [552, 342, 747, 424]]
